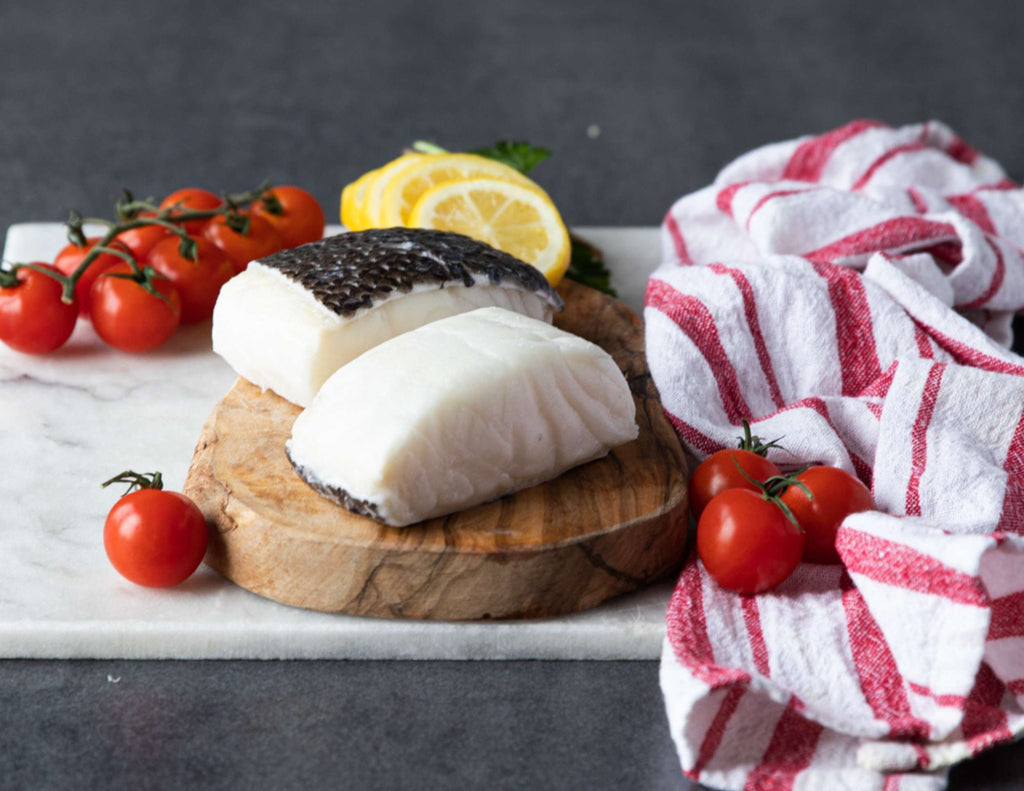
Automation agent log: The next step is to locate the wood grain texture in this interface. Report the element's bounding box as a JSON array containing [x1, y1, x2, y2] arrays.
[[184, 280, 688, 620]]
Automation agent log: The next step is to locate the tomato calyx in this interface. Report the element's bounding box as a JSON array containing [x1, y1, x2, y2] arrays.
[[101, 469, 164, 496], [736, 418, 786, 456], [102, 263, 176, 305], [730, 457, 811, 531]]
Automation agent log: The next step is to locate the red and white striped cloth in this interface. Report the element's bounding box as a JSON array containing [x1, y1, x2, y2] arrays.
[[647, 120, 1024, 790]]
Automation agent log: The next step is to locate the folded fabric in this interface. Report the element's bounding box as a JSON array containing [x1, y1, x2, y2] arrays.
[[647, 120, 1024, 790]]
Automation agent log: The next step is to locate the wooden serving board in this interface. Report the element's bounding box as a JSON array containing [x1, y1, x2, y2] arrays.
[[184, 280, 688, 620]]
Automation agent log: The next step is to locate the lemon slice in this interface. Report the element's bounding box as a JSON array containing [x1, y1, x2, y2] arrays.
[[340, 168, 379, 231], [360, 153, 423, 228], [379, 153, 539, 227], [409, 177, 571, 285]]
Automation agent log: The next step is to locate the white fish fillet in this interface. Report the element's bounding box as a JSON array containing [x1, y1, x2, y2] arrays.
[[286, 307, 639, 527]]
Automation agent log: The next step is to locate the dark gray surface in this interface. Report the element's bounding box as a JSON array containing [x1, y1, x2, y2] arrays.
[[3, 1, 1024, 789]]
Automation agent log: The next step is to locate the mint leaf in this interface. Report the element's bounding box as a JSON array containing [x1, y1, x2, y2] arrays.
[[469, 140, 551, 175], [565, 235, 616, 297]]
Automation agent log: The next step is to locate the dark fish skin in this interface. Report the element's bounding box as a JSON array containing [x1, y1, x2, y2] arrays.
[[256, 228, 564, 319], [286, 447, 385, 523]]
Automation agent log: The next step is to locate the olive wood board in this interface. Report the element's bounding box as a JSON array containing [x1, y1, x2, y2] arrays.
[[2, 222, 685, 659], [184, 278, 689, 620]]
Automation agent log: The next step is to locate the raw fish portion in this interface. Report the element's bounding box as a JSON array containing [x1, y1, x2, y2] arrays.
[[212, 228, 563, 408], [286, 306, 638, 527]]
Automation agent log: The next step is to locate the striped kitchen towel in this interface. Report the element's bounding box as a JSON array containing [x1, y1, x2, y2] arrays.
[[647, 120, 1024, 790]]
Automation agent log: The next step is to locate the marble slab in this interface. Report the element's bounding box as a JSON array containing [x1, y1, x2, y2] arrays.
[[0, 223, 679, 659]]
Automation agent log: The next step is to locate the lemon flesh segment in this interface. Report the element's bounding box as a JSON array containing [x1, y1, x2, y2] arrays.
[[409, 177, 571, 286], [341, 168, 379, 231], [360, 153, 424, 229], [380, 153, 540, 228]]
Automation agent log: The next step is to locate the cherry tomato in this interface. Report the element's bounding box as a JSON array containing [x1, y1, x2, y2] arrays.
[[146, 236, 235, 324], [697, 489, 805, 594], [104, 489, 208, 587], [160, 188, 224, 234], [54, 237, 130, 318], [90, 263, 181, 352], [250, 185, 325, 249], [780, 466, 875, 564], [0, 263, 78, 354], [690, 449, 781, 520], [115, 211, 173, 260], [203, 211, 283, 271]]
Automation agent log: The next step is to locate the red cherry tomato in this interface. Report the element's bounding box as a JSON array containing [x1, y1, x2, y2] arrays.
[[104, 488, 208, 587], [115, 211, 173, 260], [250, 186, 325, 249], [690, 449, 781, 520], [146, 236, 235, 324], [54, 237, 130, 318], [203, 211, 283, 271], [0, 263, 78, 354], [780, 466, 875, 564], [160, 188, 224, 234], [697, 489, 805, 594], [90, 263, 181, 352]]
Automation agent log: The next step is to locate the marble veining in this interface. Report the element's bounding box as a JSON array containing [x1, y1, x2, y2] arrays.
[[0, 223, 672, 660]]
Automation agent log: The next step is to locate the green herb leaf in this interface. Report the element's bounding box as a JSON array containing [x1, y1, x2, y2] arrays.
[[469, 140, 551, 175], [565, 235, 616, 297]]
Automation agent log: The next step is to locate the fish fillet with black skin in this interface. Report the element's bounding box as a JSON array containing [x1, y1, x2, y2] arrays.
[[212, 228, 564, 407]]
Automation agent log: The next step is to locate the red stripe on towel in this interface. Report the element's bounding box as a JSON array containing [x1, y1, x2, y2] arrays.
[[948, 193, 997, 235], [905, 364, 946, 517], [744, 188, 808, 231], [666, 558, 751, 688], [716, 182, 748, 217], [961, 238, 1006, 311], [782, 119, 884, 182], [810, 262, 883, 396], [805, 217, 958, 264], [997, 406, 1024, 534], [852, 142, 927, 191], [741, 596, 771, 677], [708, 264, 786, 409], [841, 572, 932, 740], [963, 663, 1012, 754], [840, 532, 989, 606], [689, 684, 748, 778], [743, 698, 823, 791], [646, 279, 753, 423], [664, 210, 693, 265], [989, 591, 1024, 639]]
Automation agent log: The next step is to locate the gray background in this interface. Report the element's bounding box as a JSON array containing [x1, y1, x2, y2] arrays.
[[2, 1, 1023, 788]]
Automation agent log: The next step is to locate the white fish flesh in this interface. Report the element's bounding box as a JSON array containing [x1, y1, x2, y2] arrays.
[[212, 228, 563, 407], [286, 306, 639, 527]]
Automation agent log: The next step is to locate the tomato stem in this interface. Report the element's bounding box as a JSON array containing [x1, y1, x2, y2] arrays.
[[730, 456, 806, 530], [101, 470, 164, 496], [6, 181, 276, 303], [736, 419, 787, 457]]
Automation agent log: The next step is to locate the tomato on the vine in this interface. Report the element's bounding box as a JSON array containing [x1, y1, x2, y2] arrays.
[[54, 237, 129, 317], [146, 236, 235, 324], [160, 188, 223, 234], [103, 472, 208, 588], [697, 489, 805, 594], [0, 263, 78, 354], [250, 186, 325, 249], [690, 449, 781, 520], [115, 211, 172, 260], [203, 211, 283, 271], [90, 263, 181, 352], [780, 466, 875, 564]]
